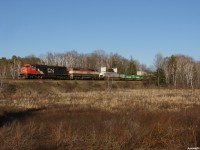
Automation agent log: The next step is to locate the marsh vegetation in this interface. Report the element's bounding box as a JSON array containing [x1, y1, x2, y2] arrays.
[[0, 80, 200, 149]]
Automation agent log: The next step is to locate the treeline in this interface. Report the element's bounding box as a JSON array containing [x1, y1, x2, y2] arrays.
[[1, 50, 200, 88], [0, 55, 41, 81], [39, 50, 143, 74], [0, 50, 144, 79], [154, 53, 200, 88]]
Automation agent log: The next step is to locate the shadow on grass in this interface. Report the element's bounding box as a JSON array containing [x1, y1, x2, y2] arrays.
[[0, 108, 43, 127]]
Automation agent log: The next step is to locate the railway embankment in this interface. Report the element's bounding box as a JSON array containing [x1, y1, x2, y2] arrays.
[[1, 79, 144, 94]]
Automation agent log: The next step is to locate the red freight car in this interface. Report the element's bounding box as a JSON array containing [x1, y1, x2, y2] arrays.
[[68, 67, 99, 80]]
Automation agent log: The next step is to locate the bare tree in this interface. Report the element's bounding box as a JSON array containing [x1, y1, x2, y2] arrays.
[[162, 54, 196, 88], [9, 58, 21, 79], [15, 60, 22, 79], [0, 65, 7, 87], [46, 52, 56, 65], [64, 50, 79, 67], [9, 58, 16, 79], [40, 54, 48, 65], [170, 55, 177, 87], [163, 57, 170, 85], [55, 53, 66, 66], [90, 50, 107, 70], [195, 62, 200, 88], [184, 60, 195, 88], [154, 53, 164, 87]]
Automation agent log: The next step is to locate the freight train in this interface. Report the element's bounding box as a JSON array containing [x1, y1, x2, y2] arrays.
[[19, 64, 143, 80]]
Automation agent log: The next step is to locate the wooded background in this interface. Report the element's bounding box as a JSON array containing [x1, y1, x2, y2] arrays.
[[0, 50, 200, 88]]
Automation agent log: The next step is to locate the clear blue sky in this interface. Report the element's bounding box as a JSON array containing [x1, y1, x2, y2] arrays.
[[0, 0, 200, 66]]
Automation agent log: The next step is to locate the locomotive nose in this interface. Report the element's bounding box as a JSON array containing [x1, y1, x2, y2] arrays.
[[21, 68, 27, 73]]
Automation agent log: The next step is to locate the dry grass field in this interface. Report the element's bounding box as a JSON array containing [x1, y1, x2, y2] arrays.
[[0, 80, 200, 149]]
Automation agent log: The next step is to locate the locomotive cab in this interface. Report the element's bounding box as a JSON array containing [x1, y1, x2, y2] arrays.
[[19, 64, 44, 79]]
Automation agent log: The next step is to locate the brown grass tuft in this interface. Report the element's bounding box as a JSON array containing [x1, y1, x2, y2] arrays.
[[0, 81, 200, 149]]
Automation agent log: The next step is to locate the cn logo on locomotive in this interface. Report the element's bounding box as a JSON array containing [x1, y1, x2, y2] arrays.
[[47, 68, 54, 74]]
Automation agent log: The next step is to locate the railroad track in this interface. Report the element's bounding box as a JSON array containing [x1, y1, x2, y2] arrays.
[[3, 79, 143, 83]]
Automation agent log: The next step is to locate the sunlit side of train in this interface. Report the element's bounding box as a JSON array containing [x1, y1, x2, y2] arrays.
[[19, 64, 143, 80], [19, 64, 68, 79]]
